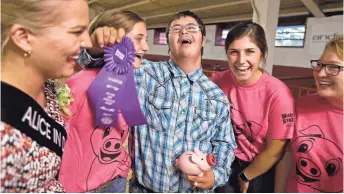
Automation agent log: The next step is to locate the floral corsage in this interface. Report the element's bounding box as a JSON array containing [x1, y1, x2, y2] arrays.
[[52, 79, 74, 117]]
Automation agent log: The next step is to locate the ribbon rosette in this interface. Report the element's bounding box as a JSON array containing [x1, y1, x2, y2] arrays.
[[87, 36, 147, 127], [103, 37, 134, 74]]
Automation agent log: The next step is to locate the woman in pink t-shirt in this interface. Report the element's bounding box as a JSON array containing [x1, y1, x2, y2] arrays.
[[276, 37, 343, 193], [212, 22, 294, 193], [58, 10, 149, 192]]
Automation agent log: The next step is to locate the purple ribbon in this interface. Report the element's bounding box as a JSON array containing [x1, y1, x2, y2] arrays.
[[87, 36, 147, 127]]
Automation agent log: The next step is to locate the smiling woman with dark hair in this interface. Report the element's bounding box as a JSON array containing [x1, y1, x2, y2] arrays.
[[212, 21, 295, 193]]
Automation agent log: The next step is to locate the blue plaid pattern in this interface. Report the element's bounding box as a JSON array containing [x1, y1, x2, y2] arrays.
[[78, 50, 237, 193], [77, 49, 104, 68]]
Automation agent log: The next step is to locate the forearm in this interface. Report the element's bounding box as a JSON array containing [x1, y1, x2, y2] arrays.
[[243, 149, 282, 181], [274, 151, 292, 192], [211, 145, 235, 188]]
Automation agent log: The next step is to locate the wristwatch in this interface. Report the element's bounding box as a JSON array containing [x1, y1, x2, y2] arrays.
[[238, 172, 250, 182]]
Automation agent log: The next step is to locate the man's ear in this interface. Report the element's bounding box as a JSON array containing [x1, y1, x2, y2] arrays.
[[9, 24, 33, 53], [202, 36, 206, 47]]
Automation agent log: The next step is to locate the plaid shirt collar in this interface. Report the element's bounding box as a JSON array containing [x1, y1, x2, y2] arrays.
[[168, 59, 203, 82]]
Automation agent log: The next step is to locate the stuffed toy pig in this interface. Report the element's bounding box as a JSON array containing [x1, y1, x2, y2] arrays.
[[176, 147, 216, 177]]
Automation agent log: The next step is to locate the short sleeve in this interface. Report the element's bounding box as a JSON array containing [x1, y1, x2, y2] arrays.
[[211, 71, 221, 86], [267, 88, 295, 139]]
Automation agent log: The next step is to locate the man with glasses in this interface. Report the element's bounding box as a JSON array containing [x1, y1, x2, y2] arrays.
[[78, 10, 236, 193]]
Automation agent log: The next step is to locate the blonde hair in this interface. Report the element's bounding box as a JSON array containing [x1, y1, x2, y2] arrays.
[[1, 0, 87, 116], [88, 10, 144, 35], [1, 0, 85, 50], [325, 35, 343, 59]]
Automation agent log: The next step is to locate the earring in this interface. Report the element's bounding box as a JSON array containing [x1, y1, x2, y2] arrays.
[[24, 50, 32, 57]]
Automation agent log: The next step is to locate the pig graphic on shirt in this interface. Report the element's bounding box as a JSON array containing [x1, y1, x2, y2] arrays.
[[230, 105, 262, 161], [86, 124, 130, 191], [291, 125, 343, 193]]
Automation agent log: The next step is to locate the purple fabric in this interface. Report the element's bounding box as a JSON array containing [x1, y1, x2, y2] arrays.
[[87, 36, 147, 127]]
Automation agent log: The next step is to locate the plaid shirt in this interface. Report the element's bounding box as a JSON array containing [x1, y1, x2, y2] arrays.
[[78, 50, 236, 193]]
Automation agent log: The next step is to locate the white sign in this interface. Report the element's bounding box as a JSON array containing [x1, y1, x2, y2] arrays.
[[308, 17, 343, 55]]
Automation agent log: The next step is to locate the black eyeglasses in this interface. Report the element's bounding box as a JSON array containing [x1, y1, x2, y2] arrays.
[[169, 24, 201, 34], [310, 60, 344, 76]]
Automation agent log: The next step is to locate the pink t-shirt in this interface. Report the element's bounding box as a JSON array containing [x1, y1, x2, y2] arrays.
[[212, 70, 294, 162], [58, 69, 131, 192], [286, 94, 343, 193]]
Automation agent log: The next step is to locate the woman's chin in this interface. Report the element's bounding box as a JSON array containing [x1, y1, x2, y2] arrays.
[[317, 89, 337, 99]]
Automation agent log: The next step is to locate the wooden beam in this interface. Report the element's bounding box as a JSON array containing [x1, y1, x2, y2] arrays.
[[144, 0, 251, 19], [110, 0, 151, 10], [279, 11, 309, 17], [323, 7, 343, 13], [147, 13, 252, 29], [147, 23, 170, 29], [146, 8, 313, 29], [201, 13, 253, 24], [300, 0, 325, 17], [279, 6, 309, 17], [190, 0, 251, 12]]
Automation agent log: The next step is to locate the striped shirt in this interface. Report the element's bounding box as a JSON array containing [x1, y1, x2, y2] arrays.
[[79, 50, 236, 192]]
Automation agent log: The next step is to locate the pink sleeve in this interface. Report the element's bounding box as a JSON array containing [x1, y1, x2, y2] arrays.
[[266, 88, 295, 139], [211, 72, 220, 84], [211, 71, 225, 87]]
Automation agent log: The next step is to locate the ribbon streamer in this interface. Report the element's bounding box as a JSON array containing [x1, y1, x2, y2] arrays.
[[87, 36, 147, 127]]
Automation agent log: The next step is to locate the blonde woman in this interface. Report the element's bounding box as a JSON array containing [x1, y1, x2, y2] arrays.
[[1, 0, 91, 192], [276, 36, 343, 193]]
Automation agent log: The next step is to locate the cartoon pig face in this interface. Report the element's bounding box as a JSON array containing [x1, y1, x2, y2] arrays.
[[91, 125, 128, 165], [230, 105, 262, 142], [292, 133, 343, 192]]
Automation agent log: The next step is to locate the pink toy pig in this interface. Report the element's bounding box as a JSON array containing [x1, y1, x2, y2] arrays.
[[176, 147, 216, 177]]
